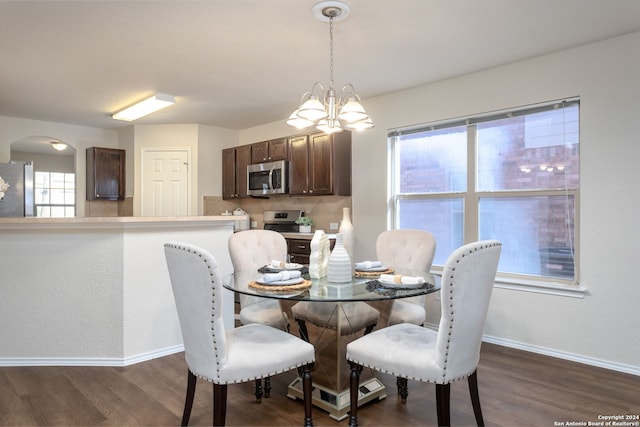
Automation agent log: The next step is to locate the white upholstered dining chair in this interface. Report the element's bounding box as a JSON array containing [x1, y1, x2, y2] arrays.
[[228, 229, 291, 400], [164, 242, 315, 427], [376, 229, 436, 326], [228, 230, 290, 331], [346, 240, 501, 427]]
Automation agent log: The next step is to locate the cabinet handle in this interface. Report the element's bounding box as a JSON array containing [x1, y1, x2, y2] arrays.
[[297, 245, 306, 249]]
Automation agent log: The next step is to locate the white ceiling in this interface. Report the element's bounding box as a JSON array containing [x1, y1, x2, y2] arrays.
[[2, 0, 640, 132]]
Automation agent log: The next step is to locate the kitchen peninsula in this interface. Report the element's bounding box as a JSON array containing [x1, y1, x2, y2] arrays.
[[0, 216, 239, 366]]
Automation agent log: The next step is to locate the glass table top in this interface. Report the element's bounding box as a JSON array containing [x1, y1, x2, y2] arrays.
[[223, 268, 440, 302]]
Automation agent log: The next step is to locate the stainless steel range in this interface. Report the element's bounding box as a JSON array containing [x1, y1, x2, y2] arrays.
[[263, 210, 304, 233]]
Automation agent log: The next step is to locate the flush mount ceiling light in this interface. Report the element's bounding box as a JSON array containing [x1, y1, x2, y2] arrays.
[[112, 93, 175, 122], [286, 0, 373, 134], [50, 141, 67, 151]]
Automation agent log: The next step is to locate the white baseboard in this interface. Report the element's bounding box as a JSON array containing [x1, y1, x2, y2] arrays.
[[422, 322, 639, 376], [3, 337, 638, 378], [482, 335, 640, 377], [0, 344, 185, 367]]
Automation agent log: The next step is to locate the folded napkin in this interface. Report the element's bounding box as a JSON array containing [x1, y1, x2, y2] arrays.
[[270, 260, 302, 269], [261, 270, 302, 283], [355, 260, 383, 270], [379, 274, 425, 285]]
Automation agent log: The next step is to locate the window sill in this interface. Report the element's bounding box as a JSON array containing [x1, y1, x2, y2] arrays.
[[430, 270, 588, 299], [494, 276, 587, 298]]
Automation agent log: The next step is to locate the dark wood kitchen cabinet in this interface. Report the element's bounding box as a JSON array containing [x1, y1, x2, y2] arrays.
[[86, 147, 125, 201], [222, 145, 252, 199], [251, 137, 288, 163], [288, 131, 351, 196]]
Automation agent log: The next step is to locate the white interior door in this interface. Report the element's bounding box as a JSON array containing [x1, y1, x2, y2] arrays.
[[141, 149, 190, 216]]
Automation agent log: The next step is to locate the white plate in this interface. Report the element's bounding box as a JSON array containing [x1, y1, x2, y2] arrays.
[[264, 263, 304, 272], [356, 265, 388, 272], [378, 280, 426, 289], [256, 290, 303, 298], [256, 277, 305, 286]]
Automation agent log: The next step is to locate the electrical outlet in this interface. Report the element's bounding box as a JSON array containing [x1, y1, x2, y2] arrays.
[[329, 222, 339, 230], [251, 221, 257, 228]]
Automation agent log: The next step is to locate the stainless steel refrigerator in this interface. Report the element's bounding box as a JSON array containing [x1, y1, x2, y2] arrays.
[[0, 161, 35, 217]]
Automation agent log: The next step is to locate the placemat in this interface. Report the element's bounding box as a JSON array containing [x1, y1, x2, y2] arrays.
[[248, 279, 312, 292], [354, 268, 394, 278]]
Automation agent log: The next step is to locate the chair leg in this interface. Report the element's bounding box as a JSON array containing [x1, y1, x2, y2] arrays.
[[468, 370, 485, 426], [301, 364, 313, 427], [213, 383, 228, 426], [348, 362, 362, 427], [264, 376, 271, 398], [435, 383, 451, 427], [363, 323, 376, 336], [296, 319, 310, 342], [254, 379, 263, 403], [181, 370, 197, 426], [396, 376, 408, 404]]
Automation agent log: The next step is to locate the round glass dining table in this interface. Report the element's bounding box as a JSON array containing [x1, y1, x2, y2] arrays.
[[223, 268, 441, 421], [223, 268, 439, 303]]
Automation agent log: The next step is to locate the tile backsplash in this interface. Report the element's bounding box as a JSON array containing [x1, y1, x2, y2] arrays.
[[204, 195, 352, 232]]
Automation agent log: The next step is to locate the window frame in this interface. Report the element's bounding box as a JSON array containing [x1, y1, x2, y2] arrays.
[[388, 99, 585, 297], [34, 171, 76, 218]]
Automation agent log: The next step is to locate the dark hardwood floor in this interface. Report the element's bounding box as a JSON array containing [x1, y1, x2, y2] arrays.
[[1, 343, 638, 426]]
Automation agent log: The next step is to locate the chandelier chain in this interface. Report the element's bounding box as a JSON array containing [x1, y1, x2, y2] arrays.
[[329, 15, 334, 89]]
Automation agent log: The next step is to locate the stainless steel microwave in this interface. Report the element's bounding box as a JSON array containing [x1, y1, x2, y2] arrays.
[[247, 160, 289, 196]]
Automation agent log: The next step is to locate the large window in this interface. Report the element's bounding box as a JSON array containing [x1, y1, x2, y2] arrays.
[[389, 100, 579, 284], [35, 171, 75, 217]]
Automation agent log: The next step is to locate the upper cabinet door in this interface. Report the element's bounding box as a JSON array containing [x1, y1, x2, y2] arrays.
[[222, 145, 252, 200], [308, 133, 333, 195], [288, 135, 310, 195], [86, 147, 125, 201], [267, 138, 288, 161], [251, 138, 288, 163]]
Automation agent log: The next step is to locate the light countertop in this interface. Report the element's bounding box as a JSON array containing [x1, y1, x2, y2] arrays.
[[280, 231, 337, 240], [0, 215, 242, 229]]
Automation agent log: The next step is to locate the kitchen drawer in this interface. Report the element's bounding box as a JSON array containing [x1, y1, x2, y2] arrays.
[[288, 239, 312, 254]]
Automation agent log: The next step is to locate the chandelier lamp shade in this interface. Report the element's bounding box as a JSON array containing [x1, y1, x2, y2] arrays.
[[286, 1, 373, 134], [112, 93, 175, 122]]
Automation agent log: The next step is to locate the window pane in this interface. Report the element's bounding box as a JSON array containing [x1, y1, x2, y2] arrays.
[[64, 189, 75, 204], [479, 196, 575, 279], [35, 188, 49, 204], [50, 189, 65, 204], [37, 206, 50, 217], [35, 172, 50, 187], [50, 206, 66, 217], [397, 198, 464, 266], [396, 126, 467, 194], [477, 105, 579, 191]]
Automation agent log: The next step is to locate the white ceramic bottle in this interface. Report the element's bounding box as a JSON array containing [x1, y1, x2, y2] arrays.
[[338, 207, 354, 269], [327, 233, 352, 283]]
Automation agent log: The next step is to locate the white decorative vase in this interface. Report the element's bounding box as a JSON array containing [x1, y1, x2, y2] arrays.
[[327, 233, 352, 283], [299, 225, 312, 233], [338, 207, 354, 269], [309, 230, 329, 279]]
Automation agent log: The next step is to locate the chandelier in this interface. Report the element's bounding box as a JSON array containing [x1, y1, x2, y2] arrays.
[[286, 1, 373, 134]]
